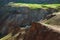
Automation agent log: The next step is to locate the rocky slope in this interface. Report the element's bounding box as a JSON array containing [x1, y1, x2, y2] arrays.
[[24, 22, 60, 40], [0, 6, 59, 38], [0, 6, 58, 27]]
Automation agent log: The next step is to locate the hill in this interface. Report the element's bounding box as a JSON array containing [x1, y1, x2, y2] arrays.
[[45, 12, 60, 25]]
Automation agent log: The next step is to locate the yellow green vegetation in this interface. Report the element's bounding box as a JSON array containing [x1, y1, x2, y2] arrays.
[[0, 33, 12, 40], [8, 2, 60, 9]]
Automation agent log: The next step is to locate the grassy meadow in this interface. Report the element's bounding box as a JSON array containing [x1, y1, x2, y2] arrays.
[[8, 2, 60, 9]]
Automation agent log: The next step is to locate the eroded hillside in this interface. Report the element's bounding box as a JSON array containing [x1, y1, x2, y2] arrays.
[[0, 5, 60, 40]]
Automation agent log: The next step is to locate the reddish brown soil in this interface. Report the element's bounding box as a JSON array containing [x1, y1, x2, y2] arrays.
[[24, 22, 60, 40]]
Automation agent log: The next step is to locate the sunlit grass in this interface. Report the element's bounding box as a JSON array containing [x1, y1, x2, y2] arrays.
[[8, 2, 60, 9], [0, 33, 12, 40]]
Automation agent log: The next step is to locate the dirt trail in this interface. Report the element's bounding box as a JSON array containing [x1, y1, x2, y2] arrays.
[[53, 12, 60, 15], [39, 22, 60, 33]]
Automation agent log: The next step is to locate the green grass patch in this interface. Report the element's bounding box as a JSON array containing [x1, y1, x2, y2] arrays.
[[8, 2, 60, 9]]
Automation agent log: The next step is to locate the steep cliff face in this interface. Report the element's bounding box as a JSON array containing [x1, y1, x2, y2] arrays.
[[24, 22, 60, 40], [0, 6, 59, 38], [0, 6, 58, 27]]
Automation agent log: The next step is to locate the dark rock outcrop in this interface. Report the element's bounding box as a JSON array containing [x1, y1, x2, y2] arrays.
[[0, 6, 58, 27]]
